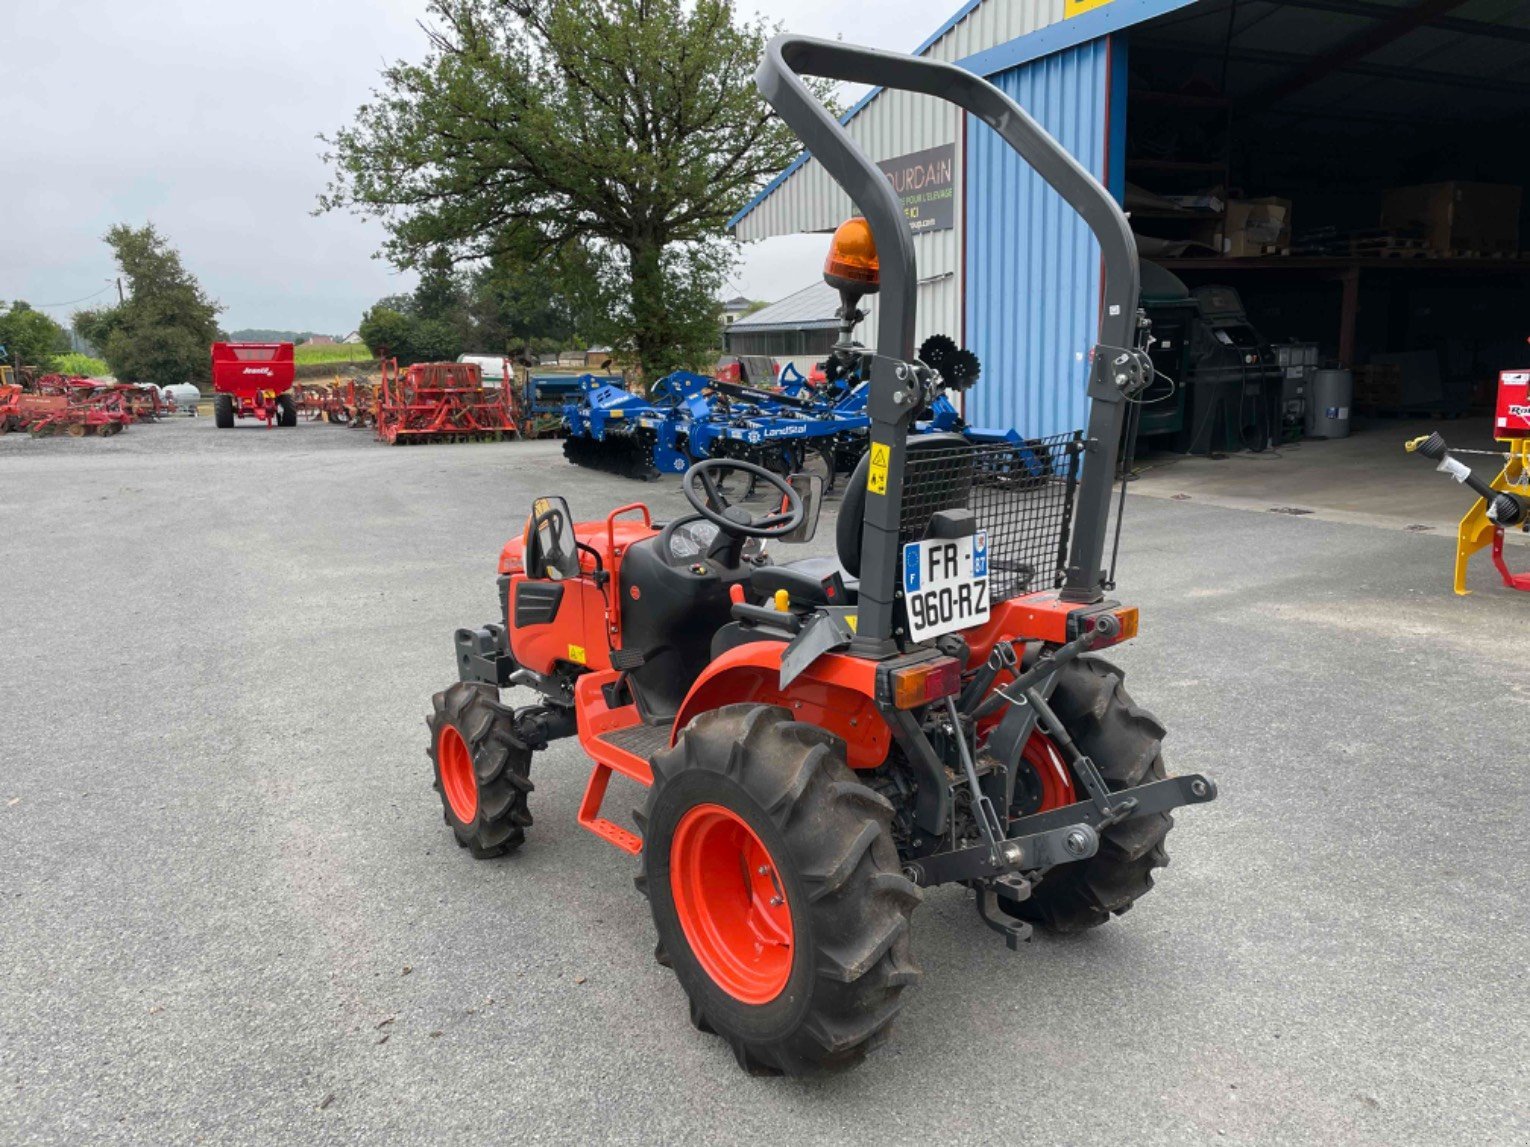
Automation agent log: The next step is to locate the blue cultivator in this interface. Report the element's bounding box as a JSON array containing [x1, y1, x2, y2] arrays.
[[558, 284, 1044, 490], [560, 374, 671, 480], [562, 367, 871, 487]]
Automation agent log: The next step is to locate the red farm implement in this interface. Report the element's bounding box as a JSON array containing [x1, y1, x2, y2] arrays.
[[295, 376, 380, 427], [211, 342, 297, 428], [344, 378, 378, 429], [0, 384, 21, 433], [79, 382, 142, 429], [294, 381, 349, 423], [14, 376, 133, 437], [119, 384, 165, 422], [375, 360, 521, 445], [7, 392, 124, 437], [294, 382, 333, 422]]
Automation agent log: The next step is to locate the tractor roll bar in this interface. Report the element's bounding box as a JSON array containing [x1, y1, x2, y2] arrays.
[[756, 36, 1141, 642]]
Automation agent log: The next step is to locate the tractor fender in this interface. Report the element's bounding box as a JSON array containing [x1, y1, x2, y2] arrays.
[[671, 642, 892, 770]]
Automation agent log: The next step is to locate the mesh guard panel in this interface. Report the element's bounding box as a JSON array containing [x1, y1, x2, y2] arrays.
[[899, 432, 1086, 601]]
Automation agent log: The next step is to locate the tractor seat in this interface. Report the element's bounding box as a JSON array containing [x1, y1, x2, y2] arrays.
[[750, 556, 858, 607]]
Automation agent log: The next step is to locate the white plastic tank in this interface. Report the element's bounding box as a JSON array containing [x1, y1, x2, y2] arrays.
[[456, 354, 510, 384], [162, 383, 202, 415], [1306, 368, 1353, 439]]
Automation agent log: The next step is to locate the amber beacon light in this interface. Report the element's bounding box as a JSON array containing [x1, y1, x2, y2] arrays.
[[823, 217, 881, 293]]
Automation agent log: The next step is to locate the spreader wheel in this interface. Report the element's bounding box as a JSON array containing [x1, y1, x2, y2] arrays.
[[1003, 656, 1174, 933], [426, 682, 534, 858], [637, 704, 922, 1075], [213, 394, 234, 429], [276, 394, 298, 427]]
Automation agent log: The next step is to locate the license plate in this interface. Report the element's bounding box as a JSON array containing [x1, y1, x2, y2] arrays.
[[902, 532, 989, 643]]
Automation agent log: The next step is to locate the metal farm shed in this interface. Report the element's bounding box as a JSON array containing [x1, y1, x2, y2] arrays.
[[730, 0, 1176, 439], [731, 0, 1530, 441]]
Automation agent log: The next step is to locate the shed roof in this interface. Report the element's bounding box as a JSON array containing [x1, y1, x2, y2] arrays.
[[725, 280, 841, 334], [729, 0, 1199, 239], [1133, 0, 1530, 128]]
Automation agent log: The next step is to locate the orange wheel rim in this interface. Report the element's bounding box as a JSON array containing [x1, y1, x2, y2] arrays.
[[1023, 731, 1077, 811], [437, 724, 477, 823], [670, 803, 794, 1004]]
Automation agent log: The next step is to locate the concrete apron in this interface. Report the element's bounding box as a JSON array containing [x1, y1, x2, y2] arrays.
[[1128, 414, 1529, 548]]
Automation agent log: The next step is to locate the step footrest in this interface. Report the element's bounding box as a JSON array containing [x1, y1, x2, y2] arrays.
[[577, 763, 643, 855]]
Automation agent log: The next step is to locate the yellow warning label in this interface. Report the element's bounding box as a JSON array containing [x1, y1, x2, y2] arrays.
[[867, 442, 891, 496], [533, 497, 551, 516], [1064, 0, 1115, 17], [567, 644, 587, 665], [845, 614, 857, 633]]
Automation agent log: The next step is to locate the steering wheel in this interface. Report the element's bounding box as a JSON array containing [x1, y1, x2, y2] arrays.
[[681, 458, 803, 539]]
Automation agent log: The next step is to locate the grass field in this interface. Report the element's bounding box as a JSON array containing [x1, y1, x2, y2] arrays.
[[293, 342, 374, 365]]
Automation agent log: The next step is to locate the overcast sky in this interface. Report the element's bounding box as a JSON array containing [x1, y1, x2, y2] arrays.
[[1, 0, 943, 337]]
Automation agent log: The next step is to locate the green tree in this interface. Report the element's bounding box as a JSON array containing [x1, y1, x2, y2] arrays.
[[461, 244, 583, 357], [50, 352, 111, 378], [358, 246, 584, 364], [74, 224, 223, 385], [0, 302, 71, 370], [357, 304, 419, 362], [320, 0, 816, 378]]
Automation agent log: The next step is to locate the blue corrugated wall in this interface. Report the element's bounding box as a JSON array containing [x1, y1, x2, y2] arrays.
[[965, 36, 1122, 439]]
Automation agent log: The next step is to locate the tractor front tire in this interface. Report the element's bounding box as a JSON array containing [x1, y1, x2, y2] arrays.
[[213, 394, 234, 428], [426, 682, 534, 858], [1006, 656, 1173, 933], [638, 704, 922, 1075]]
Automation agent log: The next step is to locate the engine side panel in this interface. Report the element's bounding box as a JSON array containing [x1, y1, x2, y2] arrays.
[[506, 574, 609, 675]]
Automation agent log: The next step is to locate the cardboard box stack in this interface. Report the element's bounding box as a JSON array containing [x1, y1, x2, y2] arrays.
[[1223, 198, 1292, 258], [1380, 182, 1521, 257]]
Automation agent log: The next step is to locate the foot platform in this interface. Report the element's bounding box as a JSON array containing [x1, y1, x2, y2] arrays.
[[574, 671, 670, 855]]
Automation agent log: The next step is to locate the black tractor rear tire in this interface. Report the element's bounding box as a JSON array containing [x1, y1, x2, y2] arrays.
[[638, 704, 922, 1075], [426, 682, 534, 858], [1005, 656, 1174, 933], [277, 393, 297, 427], [213, 393, 234, 429]]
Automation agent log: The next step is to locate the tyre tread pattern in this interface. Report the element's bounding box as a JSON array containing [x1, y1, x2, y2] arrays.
[[426, 682, 534, 858], [641, 704, 923, 1075], [1012, 656, 1174, 933]]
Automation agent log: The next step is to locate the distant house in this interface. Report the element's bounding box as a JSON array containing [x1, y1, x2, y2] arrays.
[[342, 331, 363, 345], [301, 335, 337, 347], [721, 295, 756, 325]]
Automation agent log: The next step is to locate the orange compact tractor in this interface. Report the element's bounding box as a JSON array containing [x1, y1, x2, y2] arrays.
[[425, 37, 1217, 1074]]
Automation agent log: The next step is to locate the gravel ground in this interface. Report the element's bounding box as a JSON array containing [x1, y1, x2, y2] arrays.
[[1, 417, 1526, 1145]]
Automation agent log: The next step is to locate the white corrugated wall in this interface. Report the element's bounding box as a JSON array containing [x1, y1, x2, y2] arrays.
[[733, 1, 1074, 348]]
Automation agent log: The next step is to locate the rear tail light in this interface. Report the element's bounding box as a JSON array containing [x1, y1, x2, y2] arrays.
[[1113, 607, 1140, 642], [890, 657, 962, 709], [1075, 606, 1139, 648]]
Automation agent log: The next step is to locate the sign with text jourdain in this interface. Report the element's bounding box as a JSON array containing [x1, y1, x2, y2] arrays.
[[877, 143, 956, 234]]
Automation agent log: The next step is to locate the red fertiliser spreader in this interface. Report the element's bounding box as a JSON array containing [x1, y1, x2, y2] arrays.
[[211, 342, 297, 429]]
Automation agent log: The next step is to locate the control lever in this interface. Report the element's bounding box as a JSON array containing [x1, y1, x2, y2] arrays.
[[958, 639, 1017, 716], [970, 617, 1117, 722], [730, 600, 803, 632]]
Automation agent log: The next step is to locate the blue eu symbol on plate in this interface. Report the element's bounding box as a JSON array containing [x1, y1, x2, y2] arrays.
[[904, 544, 922, 592]]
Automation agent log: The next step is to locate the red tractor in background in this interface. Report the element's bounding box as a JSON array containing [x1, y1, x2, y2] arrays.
[[210, 342, 297, 428], [423, 36, 1218, 1075]]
